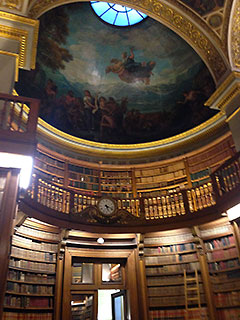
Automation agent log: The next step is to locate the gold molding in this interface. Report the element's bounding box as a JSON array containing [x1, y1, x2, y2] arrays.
[[231, 0, 240, 68], [205, 71, 240, 110], [226, 106, 240, 122], [0, 10, 39, 69], [0, 0, 23, 11], [0, 24, 27, 67], [0, 49, 19, 80], [28, 0, 228, 82]]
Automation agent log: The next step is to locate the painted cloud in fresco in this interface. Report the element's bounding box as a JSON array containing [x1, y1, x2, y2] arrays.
[[16, 2, 217, 144]]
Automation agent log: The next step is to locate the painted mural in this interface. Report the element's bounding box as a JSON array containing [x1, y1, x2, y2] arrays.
[[180, 0, 225, 16], [16, 2, 218, 144]]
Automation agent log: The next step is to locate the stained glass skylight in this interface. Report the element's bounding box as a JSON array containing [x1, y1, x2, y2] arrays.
[[90, 1, 147, 26]]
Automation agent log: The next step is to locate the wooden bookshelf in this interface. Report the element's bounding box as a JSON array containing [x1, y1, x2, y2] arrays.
[[144, 229, 208, 320], [199, 219, 240, 320], [3, 219, 60, 320]]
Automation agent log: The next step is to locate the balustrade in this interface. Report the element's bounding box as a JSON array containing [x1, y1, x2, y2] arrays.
[[0, 93, 39, 134]]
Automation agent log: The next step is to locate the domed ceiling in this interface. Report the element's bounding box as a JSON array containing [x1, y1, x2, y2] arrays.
[[16, 2, 218, 144]]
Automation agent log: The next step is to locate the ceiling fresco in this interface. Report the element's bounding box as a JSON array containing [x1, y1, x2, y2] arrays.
[[16, 2, 218, 144]]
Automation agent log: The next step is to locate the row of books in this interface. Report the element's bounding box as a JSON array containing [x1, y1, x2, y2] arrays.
[[36, 152, 64, 168], [16, 226, 60, 241], [4, 296, 53, 308], [8, 270, 55, 284], [68, 164, 96, 175], [34, 170, 64, 185], [9, 259, 55, 273], [144, 233, 194, 245], [204, 235, 235, 250], [208, 259, 240, 272], [149, 307, 208, 319], [3, 312, 53, 320], [217, 308, 240, 320], [211, 269, 240, 282], [206, 247, 238, 261], [214, 291, 240, 306], [144, 244, 195, 255], [35, 160, 64, 177], [101, 185, 131, 192], [145, 253, 197, 265], [149, 294, 205, 306], [146, 262, 200, 275], [6, 282, 53, 294], [148, 284, 203, 296], [101, 171, 131, 178], [12, 235, 58, 252], [200, 224, 232, 238], [11, 247, 56, 263]]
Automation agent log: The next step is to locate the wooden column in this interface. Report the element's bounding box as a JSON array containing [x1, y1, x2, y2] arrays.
[[193, 227, 217, 320], [184, 158, 192, 188], [0, 168, 20, 319], [136, 234, 149, 320], [126, 249, 140, 320], [54, 250, 64, 320], [231, 220, 240, 255], [62, 248, 72, 320]]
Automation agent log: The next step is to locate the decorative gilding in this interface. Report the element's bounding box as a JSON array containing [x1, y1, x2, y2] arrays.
[[28, 0, 228, 82], [0, 0, 23, 11], [0, 11, 39, 69], [0, 25, 27, 67], [231, 0, 240, 68]]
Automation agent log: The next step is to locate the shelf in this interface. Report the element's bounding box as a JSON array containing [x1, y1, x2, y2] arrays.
[[213, 287, 240, 293], [144, 249, 197, 257], [216, 304, 240, 309], [9, 266, 55, 275], [15, 231, 59, 244], [146, 270, 200, 276], [4, 306, 54, 311], [207, 255, 239, 263], [34, 166, 64, 178], [12, 242, 57, 254], [10, 255, 56, 264], [205, 244, 236, 252], [145, 260, 199, 267], [209, 266, 240, 274], [144, 240, 195, 247], [5, 291, 54, 297], [7, 279, 55, 286], [201, 232, 233, 241]]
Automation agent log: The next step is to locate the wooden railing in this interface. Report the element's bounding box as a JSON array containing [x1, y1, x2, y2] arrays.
[[27, 173, 218, 220], [0, 92, 39, 135], [211, 151, 240, 198]]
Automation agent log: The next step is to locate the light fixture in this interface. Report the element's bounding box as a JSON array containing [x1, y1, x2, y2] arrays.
[[97, 237, 105, 244], [227, 203, 240, 221], [0, 152, 33, 189]]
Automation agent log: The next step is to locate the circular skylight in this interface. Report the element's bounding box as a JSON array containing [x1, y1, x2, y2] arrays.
[[91, 1, 147, 26]]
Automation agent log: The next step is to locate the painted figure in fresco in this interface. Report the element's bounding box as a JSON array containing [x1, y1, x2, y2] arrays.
[[105, 48, 156, 85], [83, 90, 96, 131]]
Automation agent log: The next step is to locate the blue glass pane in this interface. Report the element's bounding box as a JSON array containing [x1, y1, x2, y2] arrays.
[[101, 9, 117, 24], [90, 1, 147, 26], [91, 2, 111, 16], [115, 12, 129, 26], [128, 10, 145, 25]]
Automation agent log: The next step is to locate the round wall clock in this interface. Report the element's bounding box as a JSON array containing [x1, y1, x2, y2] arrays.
[[97, 197, 117, 216]]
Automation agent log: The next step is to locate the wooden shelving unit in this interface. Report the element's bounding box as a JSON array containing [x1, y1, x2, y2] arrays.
[[144, 229, 209, 320], [199, 220, 240, 320], [3, 219, 60, 320]]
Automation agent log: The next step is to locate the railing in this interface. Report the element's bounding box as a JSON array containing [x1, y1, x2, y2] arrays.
[[0, 92, 39, 135], [211, 151, 240, 197], [27, 174, 217, 221]]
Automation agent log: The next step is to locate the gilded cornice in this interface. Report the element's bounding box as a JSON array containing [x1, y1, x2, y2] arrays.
[[36, 112, 226, 159], [0, 24, 27, 67], [231, 0, 240, 68], [0, 0, 24, 11], [0, 10, 39, 68], [28, 0, 228, 83], [205, 71, 240, 111]]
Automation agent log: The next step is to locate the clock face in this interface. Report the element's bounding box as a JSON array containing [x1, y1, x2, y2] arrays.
[[98, 198, 116, 216]]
